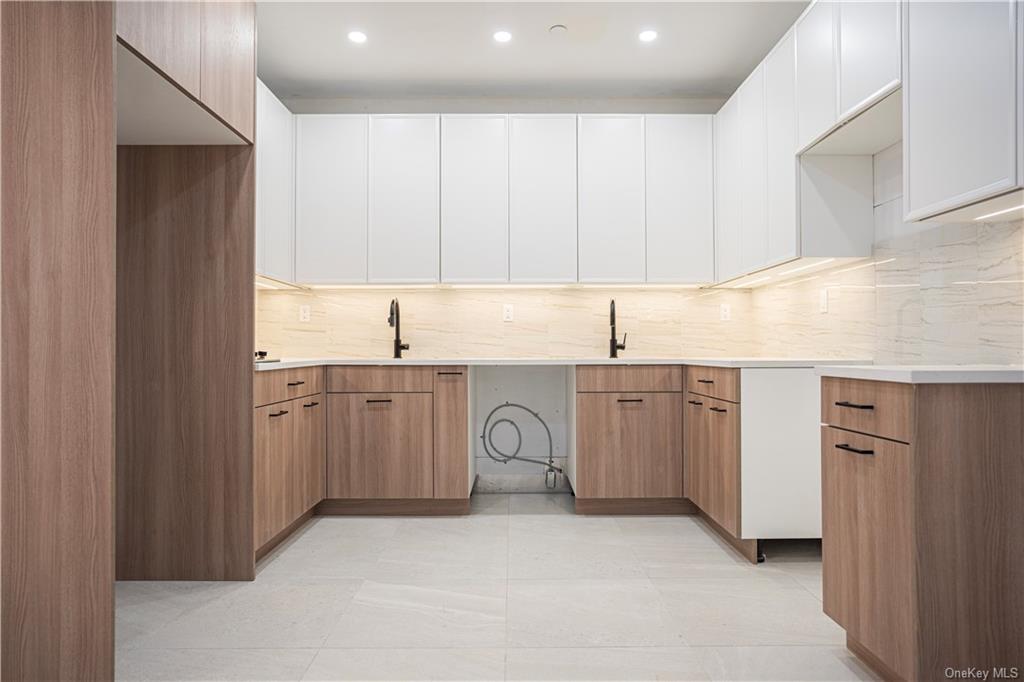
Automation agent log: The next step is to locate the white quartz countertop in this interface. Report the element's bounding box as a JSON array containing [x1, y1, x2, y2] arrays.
[[816, 365, 1024, 384], [255, 357, 872, 371]]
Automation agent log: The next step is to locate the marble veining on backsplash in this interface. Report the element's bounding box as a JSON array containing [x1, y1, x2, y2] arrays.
[[256, 219, 1023, 366]]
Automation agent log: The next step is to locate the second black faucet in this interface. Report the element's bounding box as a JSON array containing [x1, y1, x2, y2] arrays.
[[609, 299, 627, 358], [387, 298, 410, 359]]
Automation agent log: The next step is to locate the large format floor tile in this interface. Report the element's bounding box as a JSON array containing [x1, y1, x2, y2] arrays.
[[303, 648, 505, 681], [116, 648, 316, 681], [507, 578, 689, 648], [117, 493, 871, 681], [324, 579, 507, 648]]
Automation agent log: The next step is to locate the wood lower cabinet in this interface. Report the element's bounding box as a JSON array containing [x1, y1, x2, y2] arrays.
[[685, 392, 741, 536], [294, 396, 326, 515], [327, 393, 434, 499], [821, 377, 1024, 681], [574, 366, 684, 502], [253, 370, 325, 552], [433, 368, 470, 499], [254, 402, 295, 549]]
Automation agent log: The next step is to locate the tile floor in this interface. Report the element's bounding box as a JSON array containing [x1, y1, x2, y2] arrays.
[[116, 493, 878, 681]]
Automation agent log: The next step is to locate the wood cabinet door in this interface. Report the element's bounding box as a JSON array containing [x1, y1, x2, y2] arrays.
[[327, 393, 433, 499], [433, 368, 469, 499], [576, 392, 683, 499], [706, 397, 740, 536], [821, 426, 913, 679], [254, 403, 293, 548], [116, 2, 201, 98], [200, 0, 255, 142], [683, 395, 708, 506], [294, 396, 325, 515]]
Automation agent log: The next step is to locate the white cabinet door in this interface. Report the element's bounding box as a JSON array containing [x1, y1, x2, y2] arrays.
[[368, 115, 440, 282], [838, 0, 901, 118], [644, 115, 714, 283], [795, 0, 838, 150], [255, 79, 295, 282], [509, 115, 577, 282], [903, 0, 1018, 220], [440, 115, 508, 283], [715, 94, 744, 282], [739, 65, 769, 273], [577, 115, 645, 282], [294, 115, 368, 284], [765, 32, 799, 264]]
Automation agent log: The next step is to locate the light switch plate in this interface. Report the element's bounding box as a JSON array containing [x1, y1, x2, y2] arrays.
[[819, 289, 829, 313], [719, 304, 731, 321], [299, 304, 311, 323], [502, 304, 514, 322]]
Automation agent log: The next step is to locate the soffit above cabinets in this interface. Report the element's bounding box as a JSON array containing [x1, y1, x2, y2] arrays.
[[256, 1, 808, 100]]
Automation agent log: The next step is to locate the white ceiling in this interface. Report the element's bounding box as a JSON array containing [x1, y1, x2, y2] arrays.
[[257, 2, 809, 101]]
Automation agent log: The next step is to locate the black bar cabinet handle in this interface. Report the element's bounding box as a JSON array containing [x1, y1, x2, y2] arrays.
[[697, 379, 714, 384], [835, 400, 874, 411], [287, 380, 306, 387], [836, 443, 874, 456], [366, 399, 393, 404], [303, 401, 319, 408], [269, 410, 289, 418], [687, 400, 703, 406], [617, 398, 643, 404], [437, 371, 464, 376], [709, 406, 727, 413]]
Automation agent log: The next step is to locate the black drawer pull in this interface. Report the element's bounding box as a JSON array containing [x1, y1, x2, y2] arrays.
[[303, 401, 319, 408], [287, 380, 306, 387], [269, 410, 289, 418], [697, 379, 714, 384], [835, 400, 874, 411], [836, 443, 874, 456], [617, 398, 644, 404], [687, 400, 703, 406], [709, 406, 727, 413], [366, 399, 393, 404], [437, 371, 464, 376]]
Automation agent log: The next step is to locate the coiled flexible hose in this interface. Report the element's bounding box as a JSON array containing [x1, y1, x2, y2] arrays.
[[480, 402, 563, 474]]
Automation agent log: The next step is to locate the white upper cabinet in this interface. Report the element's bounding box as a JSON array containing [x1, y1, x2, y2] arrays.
[[368, 115, 440, 283], [508, 115, 578, 283], [644, 115, 715, 283], [838, 0, 901, 118], [765, 33, 799, 264], [739, 65, 769, 273], [903, 0, 1020, 220], [255, 79, 295, 282], [577, 115, 646, 282], [440, 115, 509, 283], [294, 115, 368, 284], [795, 0, 838, 150], [715, 94, 744, 282]]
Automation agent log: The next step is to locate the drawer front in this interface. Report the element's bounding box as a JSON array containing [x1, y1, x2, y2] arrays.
[[575, 391, 683, 499], [575, 365, 683, 393], [821, 377, 913, 443], [685, 365, 740, 403], [821, 426, 913, 679], [326, 365, 433, 393], [254, 366, 323, 407]]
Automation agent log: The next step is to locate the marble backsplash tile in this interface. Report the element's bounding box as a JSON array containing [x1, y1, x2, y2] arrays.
[[256, 218, 1023, 365]]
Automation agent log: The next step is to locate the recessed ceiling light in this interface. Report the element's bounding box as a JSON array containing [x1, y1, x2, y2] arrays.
[[638, 29, 658, 43], [493, 30, 512, 43], [347, 30, 367, 44]]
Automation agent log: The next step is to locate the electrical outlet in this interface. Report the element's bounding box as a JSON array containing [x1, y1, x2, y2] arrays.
[[719, 304, 731, 321], [299, 304, 311, 323], [502, 304, 514, 322], [819, 289, 829, 313]]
